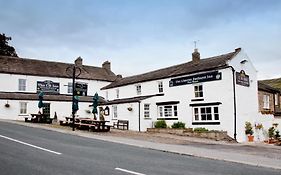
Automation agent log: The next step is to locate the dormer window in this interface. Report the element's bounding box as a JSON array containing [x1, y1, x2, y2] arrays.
[[158, 81, 163, 93], [18, 79, 26, 91]]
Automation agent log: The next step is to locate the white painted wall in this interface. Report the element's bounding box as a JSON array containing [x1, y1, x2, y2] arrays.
[[0, 73, 110, 96]]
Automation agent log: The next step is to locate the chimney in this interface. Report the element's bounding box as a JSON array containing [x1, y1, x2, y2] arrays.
[[75, 56, 83, 67], [102, 61, 111, 71], [192, 49, 200, 63]]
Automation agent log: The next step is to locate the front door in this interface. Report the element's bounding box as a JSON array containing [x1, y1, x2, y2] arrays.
[[43, 103, 50, 118]]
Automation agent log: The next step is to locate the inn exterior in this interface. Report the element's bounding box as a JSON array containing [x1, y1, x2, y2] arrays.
[[0, 55, 117, 120], [100, 48, 260, 142]]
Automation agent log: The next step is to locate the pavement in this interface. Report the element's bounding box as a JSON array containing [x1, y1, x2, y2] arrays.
[[2, 119, 281, 170]]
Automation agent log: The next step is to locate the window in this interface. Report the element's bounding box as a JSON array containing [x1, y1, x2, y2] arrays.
[[275, 94, 279, 106], [136, 84, 141, 95], [19, 102, 27, 114], [158, 81, 163, 93], [158, 105, 178, 118], [144, 104, 150, 118], [194, 85, 203, 98], [113, 105, 117, 118], [116, 89, 119, 99], [263, 95, 270, 109], [68, 82, 73, 93], [193, 106, 219, 122], [18, 79, 26, 91], [105, 91, 109, 100]]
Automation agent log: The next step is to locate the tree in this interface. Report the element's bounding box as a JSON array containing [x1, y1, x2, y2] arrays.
[[0, 33, 18, 57]]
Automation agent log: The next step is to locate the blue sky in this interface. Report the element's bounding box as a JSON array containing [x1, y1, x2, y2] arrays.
[[1, 0, 281, 79]]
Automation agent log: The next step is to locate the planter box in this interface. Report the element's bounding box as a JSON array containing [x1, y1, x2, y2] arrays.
[[147, 128, 229, 141]]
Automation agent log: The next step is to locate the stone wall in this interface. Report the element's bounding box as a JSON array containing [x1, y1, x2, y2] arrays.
[[147, 128, 232, 141]]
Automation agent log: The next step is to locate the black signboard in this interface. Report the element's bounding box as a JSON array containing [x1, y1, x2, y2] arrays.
[[236, 70, 250, 87], [37, 80, 60, 94], [74, 82, 88, 96], [169, 71, 222, 87]]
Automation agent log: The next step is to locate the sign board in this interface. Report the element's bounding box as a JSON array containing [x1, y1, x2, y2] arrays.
[[74, 82, 88, 96], [236, 70, 250, 87], [169, 71, 222, 87], [37, 80, 60, 94]]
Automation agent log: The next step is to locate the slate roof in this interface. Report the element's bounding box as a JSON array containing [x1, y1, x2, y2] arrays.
[[0, 56, 117, 81], [99, 94, 164, 105], [101, 48, 241, 90], [258, 81, 280, 93]]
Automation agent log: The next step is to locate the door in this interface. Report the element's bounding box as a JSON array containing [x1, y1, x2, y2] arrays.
[[43, 103, 50, 118]]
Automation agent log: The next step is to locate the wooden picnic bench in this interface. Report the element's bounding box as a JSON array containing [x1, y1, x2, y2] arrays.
[[114, 120, 129, 130], [25, 114, 52, 124], [75, 118, 111, 132]]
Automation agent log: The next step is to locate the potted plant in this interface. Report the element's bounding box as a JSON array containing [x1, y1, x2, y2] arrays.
[[245, 122, 254, 142], [268, 126, 275, 144]]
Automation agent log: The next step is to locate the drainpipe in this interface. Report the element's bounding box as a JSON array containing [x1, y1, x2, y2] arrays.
[[138, 101, 141, 132], [230, 66, 237, 141]]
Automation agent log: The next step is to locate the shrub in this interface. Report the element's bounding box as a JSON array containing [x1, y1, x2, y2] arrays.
[[154, 120, 167, 128], [171, 122, 186, 129], [268, 127, 275, 139], [194, 127, 209, 133], [245, 122, 253, 135]]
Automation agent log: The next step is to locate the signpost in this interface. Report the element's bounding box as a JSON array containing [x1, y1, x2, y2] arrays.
[[236, 70, 250, 87], [37, 80, 60, 94]]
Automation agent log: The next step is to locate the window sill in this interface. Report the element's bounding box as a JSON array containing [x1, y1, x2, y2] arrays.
[[157, 117, 178, 120], [191, 98, 204, 102], [18, 114, 29, 116], [144, 118, 152, 120], [192, 122, 220, 125]]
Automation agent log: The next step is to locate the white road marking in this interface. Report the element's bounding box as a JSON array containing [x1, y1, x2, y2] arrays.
[[115, 167, 146, 175], [0, 134, 62, 155]]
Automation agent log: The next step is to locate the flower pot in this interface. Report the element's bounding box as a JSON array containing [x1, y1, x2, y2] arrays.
[[248, 135, 254, 142]]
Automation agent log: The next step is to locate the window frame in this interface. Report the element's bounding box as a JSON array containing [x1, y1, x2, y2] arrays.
[[194, 84, 203, 98], [144, 104, 150, 118], [18, 79, 27, 91], [158, 81, 163, 93], [136, 84, 142, 95], [158, 105, 178, 119], [19, 102, 27, 114], [113, 105, 118, 119], [192, 106, 220, 123], [67, 82, 73, 94], [263, 94, 270, 109], [116, 89, 119, 99]]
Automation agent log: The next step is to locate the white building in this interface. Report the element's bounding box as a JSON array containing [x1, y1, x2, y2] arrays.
[[100, 48, 260, 142], [0, 55, 117, 120]]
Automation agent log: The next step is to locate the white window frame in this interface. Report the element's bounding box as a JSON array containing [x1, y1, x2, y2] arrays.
[[67, 82, 73, 93], [275, 94, 279, 106], [116, 89, 119, 99], [113, 105, 118, 119], [19, 102, 27, 114], [158, 81, 163, 93], [18, 79, 26, 91], [144, 104, 150, 118], [158, 105, 178, 118], [192, 106, 219, 123], [263, 95, 270, 109], [194, 84, 203, 98], [136, 84, 141, 95]]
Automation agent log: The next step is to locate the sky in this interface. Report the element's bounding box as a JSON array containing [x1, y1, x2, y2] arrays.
[[0, 0, 280, 80]]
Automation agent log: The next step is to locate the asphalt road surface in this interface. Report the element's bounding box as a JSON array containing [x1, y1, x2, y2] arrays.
[[0, 121, 280, 175]]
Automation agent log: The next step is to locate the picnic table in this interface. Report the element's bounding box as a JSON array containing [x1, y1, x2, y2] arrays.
[[59, 116, 79, 126], [25, 114, 52, 124], [76, 118, 111, 132]]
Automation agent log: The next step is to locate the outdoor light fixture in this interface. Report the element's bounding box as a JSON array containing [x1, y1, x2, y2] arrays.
[[66, 59, 82, 131]]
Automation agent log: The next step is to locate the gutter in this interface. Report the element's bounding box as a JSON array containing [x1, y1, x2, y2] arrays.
[[138, 101, 141, 132], [227, 66, 237, 141]]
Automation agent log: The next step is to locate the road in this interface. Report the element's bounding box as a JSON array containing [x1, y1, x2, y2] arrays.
[[0, 121, 280, 175]]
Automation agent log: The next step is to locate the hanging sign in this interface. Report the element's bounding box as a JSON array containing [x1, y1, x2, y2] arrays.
[[74, 82, 88, 96], [169, 71, 222, 87], [37, 80, 60, 94], [236, 70, 250, 87]]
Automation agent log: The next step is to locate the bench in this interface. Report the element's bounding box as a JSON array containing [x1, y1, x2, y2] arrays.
[[114, 120, 129, 130]]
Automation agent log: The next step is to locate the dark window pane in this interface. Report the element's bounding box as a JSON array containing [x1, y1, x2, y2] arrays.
[[195, 114, 199, 120], [206, 107, 211, 113], [201, 108, 205, 113], [207, 114, 212, 120], [214, 107, 218, 113], [201, 114, 207, 120], [194, 108, 198, 114], [215, 114, 219, 120], [199, 85, 203, 91], [199, 92, 203, 97]]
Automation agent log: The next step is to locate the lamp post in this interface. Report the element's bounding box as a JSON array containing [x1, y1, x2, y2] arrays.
[[66, 58, 82, 131]]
